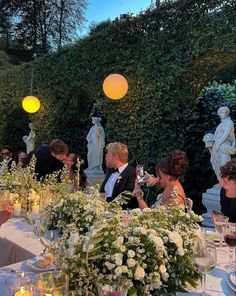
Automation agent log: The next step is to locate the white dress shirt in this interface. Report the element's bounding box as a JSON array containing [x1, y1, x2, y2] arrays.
[[104, 163, 128, 198]]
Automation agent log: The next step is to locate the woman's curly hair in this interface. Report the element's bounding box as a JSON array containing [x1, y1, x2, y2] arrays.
[[156, 149, 189, 179], [220, 158, 236, 181]]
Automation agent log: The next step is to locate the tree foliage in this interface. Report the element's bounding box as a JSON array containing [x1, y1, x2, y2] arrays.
[[0, 0, 88, 53]]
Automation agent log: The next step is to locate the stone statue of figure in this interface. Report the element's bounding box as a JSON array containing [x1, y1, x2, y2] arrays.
[[203, 106, 236, 181], [23, 122, 36, 154], [85, 117, 105, 174]]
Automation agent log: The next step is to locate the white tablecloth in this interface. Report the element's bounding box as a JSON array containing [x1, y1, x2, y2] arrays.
[[0, 219, 235, 295], [0, 218, 44, 257]]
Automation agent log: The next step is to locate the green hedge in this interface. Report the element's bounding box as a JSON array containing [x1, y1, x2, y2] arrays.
[[0, 0, 235, 213]]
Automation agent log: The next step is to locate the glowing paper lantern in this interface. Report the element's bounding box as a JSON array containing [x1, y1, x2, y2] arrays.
[[103, 74, 128, 100], [22, 96, 41, 113]]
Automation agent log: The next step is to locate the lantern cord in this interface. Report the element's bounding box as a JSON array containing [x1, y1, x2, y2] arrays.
[[30, 66, 34, 95], [30, 53, 37, 95]]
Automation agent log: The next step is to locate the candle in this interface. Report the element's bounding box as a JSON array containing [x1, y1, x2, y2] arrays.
[[14, 286, 32, 296], [32, 202, 40, 219], [13, 201, 21, 217]]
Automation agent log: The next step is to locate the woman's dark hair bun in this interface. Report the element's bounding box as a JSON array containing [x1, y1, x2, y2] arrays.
[[169, 149, 189, 178]]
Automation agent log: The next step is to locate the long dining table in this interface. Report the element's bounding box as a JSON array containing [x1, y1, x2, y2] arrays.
[[0, 218, 235, 295]]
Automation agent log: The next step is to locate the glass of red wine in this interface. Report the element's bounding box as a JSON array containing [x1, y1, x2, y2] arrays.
[[223, 222, 236, 271]]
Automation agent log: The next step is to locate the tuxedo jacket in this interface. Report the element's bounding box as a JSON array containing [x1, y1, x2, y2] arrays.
[[100, 165, 138, 209], [23, 145, 63, 181]]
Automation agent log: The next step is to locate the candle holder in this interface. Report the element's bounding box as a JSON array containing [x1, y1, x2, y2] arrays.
[[5, 272, 34, 296], [13, 201, 22, 218], [96, 276, 131, 296], [31, 271, 69, 295]]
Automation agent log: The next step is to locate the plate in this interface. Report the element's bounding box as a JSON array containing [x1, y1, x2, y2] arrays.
[[26, 257, 55, 272], [227, 272, 236, 292]]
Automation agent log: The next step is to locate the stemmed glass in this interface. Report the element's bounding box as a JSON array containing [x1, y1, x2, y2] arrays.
[[213, 214, 229, 247], [193, 240, 217, 296], [223, 222, 236, 271]]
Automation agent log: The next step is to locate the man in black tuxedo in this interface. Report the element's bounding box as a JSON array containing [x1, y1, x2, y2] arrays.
[[100, 142, 138, 209], [24, 139, 69, 180]]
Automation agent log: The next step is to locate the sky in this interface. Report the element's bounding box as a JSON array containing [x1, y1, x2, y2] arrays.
[[80, 0, 153, 36]]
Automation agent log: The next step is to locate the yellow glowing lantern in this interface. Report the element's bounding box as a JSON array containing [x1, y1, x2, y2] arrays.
[[103, 74, 128, 100], [22, 96, 41, 113]]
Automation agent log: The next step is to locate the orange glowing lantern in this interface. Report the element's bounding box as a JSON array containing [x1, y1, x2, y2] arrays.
[[103, 74, 128, 100]]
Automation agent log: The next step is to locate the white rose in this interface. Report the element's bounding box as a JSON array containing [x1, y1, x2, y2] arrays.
[[148, 234, 164, 247], [162, 272, 169, 282], [127, 258, 136, 267], [133, 227, 147, 236], [142, 208, 152, 214], [115, 259, 123, 266], [114, 266, 123, 276], [127, 250, 136, 258], [134, 266, 145, 280], [159, 264, 167, 273], [117, 236, 124, 245], [168, 231, 183, 248], [105, 262, 115, 270], [121, 265, 128, 273], [112, 253, 123, 262]]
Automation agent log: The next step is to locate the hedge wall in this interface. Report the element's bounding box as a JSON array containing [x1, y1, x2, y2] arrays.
[[0, 0, 235, 212]]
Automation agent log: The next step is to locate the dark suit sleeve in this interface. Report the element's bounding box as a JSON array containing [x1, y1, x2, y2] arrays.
[[123, 168, 136, 193]]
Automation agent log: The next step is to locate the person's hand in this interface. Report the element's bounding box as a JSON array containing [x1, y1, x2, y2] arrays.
[[133, 178, 144, 200], [144, 172, 160, 187], [133, 178, 142, 192]]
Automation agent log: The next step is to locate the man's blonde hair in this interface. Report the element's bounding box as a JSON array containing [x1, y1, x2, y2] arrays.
[[106, 142, 128, 163]]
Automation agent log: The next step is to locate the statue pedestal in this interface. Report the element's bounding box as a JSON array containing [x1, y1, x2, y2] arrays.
[[84, 168, 105, 187], [202, 184, 221, 228]]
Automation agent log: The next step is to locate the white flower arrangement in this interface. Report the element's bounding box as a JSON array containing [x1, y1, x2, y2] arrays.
[[41, 198, 203, 295]]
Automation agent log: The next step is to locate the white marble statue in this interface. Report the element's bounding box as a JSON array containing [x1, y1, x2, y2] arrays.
[[203, 106, 235, 181], [85, 117, 105, 175], [23, 122, 36, 154]]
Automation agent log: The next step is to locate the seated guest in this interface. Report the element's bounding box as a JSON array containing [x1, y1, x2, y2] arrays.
[[100, 142, 138, 209], [0, 145, 13, 174], [134, 149, 189, 209], [213, 158, 236, 223], [24, 139, 69, 180], [16, 150, 27, 168], [62, 153, 87, 191]]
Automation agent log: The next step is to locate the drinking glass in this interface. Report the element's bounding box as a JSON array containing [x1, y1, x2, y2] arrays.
[[213, 214, 229, 247], [223, 222, 236, 271], [5, 272, 34, 296], [193, 241, 217, 296]]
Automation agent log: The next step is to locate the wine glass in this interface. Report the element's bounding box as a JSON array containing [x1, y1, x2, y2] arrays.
[[223, 222, 236, 271], [193, 241, 217, 296], [213, 214, 229, 247]]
